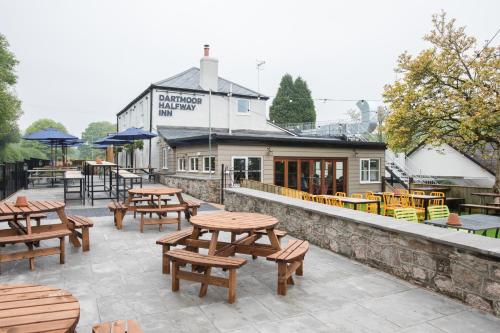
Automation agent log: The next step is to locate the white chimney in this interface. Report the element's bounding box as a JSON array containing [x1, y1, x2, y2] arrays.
[[199, 44, 218, 91]]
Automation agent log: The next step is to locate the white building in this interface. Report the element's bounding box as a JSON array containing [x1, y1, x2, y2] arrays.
[[116, 45, 281, 169], [406, 144, 495, 187]]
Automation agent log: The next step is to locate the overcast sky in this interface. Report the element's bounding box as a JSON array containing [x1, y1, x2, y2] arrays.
[[0, 0, 498, 136]]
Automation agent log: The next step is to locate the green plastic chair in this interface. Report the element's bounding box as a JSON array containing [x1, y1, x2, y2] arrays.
[[428, 205, 450, 220], [394, 208, 419, 223]]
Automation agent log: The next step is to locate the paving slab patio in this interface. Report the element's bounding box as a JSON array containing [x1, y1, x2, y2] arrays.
[[1, 185, 500, 332]]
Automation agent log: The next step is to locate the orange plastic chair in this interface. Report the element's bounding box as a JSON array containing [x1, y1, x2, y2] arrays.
[[383, 193, 400, 216], [411, 190, 425, 195]]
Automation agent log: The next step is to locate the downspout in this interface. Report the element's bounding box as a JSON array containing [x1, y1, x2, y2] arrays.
[[149, 87, 153, 168], [209, 90, 212, 179], [228, 84, 232, 134]]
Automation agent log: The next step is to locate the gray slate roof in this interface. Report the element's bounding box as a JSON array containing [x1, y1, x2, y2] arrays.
[[157, 126, 293, 141], [154, 67, 264, 98]]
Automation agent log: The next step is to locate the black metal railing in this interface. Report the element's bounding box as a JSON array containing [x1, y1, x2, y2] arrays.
[[0, 162, 29, 200]]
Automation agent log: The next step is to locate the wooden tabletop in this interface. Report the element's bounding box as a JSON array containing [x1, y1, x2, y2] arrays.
[[0, 284, 80, 332], [409, 187, 450, 192], [128, 187, 182, 196], [0, 201, 65, 217], [190, 212, 279, 232]]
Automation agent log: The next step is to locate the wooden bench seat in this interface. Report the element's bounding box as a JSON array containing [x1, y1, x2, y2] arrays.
[[460, 204, 500, 215], [255, 229, 287, 238], [0, 224, 71, 271], [156, 227, 207, 274], [184, 200, 201, 221], [67, 215, 94, 252], [0, 213, 47, 226], [167, 249, 246, 303], [93, 319, 143, 333], [136, 205, 185, 232], [267, 239, 309, 295], [107, 201, 128, 230]]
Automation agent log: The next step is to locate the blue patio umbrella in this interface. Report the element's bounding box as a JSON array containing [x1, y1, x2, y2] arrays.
[[23, 128, 80, 166], [108, 128, 157, 167], [93, 135, 131, 146]]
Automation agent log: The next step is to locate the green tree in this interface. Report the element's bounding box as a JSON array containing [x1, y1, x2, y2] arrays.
[[383, 12, 500, 191], [293, 77, 316, 123], [21, 118, 68, 160], [0, 33, 22, 161], [269, 74, 316, 124], [79, 121, 116, 160]]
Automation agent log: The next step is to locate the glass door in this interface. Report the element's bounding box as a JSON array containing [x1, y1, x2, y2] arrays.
[[274, 160, 285, 186], [287, 160, 298, 189], [299, 160, 311, 192]]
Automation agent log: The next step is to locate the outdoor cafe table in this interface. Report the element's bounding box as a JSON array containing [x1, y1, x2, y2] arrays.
[[374, 192, 441, 219], [127, 187, 185, 207], [0, 284, 80, 332], [0, 200, 79, 248], [424, 214, 500, 237], [84, 161, 119, 206], [188, 212, 281, 258], [320, 195, 381, 215]]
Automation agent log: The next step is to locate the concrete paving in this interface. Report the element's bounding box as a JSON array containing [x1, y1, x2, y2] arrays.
[[1, 185, 500, 332]]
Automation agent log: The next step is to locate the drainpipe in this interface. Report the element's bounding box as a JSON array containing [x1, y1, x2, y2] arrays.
[[149, 88, 153, 168], [209, 90, 212, 179], [228, 84, 232, 134]]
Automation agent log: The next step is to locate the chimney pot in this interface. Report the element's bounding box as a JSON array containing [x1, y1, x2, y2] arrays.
[[204, 44, 210, 57]]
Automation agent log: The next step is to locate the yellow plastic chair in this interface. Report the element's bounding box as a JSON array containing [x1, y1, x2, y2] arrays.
[[396, 189, 409, 195], [301, 192, 313, 201], [365, 191, 374, 198], [410, 196, 426, 221], [430, 198, 445, 206], [351, 193, 363, 199], [399, 194, 411, 207], [325, 197, 343, 207], [313, 196, 326, 204], [428, 205, 450, 220], [411, 190, 425, 195], [366, 195, 384, 215], [430, 192, 445, 197], [335, 192, 347, 197], [394, 208, 419, 223], [383, 193, 400, 217]]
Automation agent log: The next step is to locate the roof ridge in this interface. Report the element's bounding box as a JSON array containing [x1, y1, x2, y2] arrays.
[[153, 67, 199, 86]]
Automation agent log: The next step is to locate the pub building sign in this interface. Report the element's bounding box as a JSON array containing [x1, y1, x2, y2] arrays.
[[158, 93, 203, 116]]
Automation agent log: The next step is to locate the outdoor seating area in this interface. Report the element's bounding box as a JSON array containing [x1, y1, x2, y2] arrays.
[[0, 183, 499, 331], [241, 180, 500, 239]]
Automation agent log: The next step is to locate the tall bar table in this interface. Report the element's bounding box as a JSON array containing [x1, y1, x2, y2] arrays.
[[84, 161, 119, 206]]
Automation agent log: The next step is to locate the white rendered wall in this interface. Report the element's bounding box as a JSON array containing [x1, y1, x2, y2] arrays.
[[408, 144, 494, 181]]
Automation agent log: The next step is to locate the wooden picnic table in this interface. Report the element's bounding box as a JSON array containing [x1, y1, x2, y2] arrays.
[[319, 195, 381, 215], [0, 284, 80, 332], [184, 212, 281, 299], [128, 187, 185, 207], [424, 214, 500, 237], [0, 200, 78, 270]]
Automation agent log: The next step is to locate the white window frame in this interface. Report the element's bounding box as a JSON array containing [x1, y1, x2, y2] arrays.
[[360, 158, 381, 184], [236, 99, 250, 115], [203, 156, 216, 173], [177, 158, 186, 171], [161, 148, 168, 169], [189, 157, 199, 172], [231, 156, 263, 182]]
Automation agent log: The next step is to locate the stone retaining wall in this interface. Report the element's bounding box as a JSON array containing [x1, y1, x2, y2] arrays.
[[224, 187, 500, 316], [159, 175, 220, 203]]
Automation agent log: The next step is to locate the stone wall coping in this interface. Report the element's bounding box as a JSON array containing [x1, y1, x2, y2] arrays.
[[164, 174, 221, 181], [225, 187, 500, 259]]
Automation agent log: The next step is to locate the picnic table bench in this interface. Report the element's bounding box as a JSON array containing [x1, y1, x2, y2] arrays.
[[136, 205, 183, 232], [107, 201, 128, 230], [0, 201, 73, 271], [93, 320, 143, 333], [460, 204, 500, 215], [267, 239, 309, 295], [67, 215, 94, 251], [167, 249, 246, 304]]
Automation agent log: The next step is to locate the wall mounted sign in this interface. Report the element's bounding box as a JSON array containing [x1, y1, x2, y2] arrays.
[[158, 93, 203, 117]]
